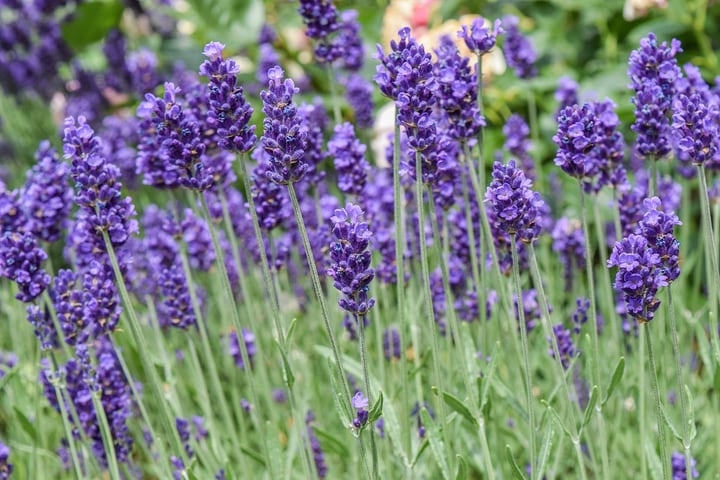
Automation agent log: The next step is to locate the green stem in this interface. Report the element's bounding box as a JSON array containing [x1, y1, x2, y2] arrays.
[[592, 200, 620, 358], [460, 147, 485, 338], [639, 320, 648, 480], [90, 389, 121, 480], [326, 63, 342, 125], [101, 233, 187, 462], [50, 362, 84, 480], [510, 235, 536, 478], [666, 287, 693, 480], [572, 439, 590, 480], [478, 417, 496, 480], [644, 324, 669, 480], [357, 313, 379, 480], [697, 165, 720, 362], [579, 184, 601, 386]]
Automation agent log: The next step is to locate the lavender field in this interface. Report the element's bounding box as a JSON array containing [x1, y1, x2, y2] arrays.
[[1, 0, 720, 478]]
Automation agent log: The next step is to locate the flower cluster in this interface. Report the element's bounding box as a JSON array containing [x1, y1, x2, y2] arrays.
[[328, 123, 369, 196], [0, 441, 11, 479], [199, 42, 256, 154], [502, 15, 537, 79], [382, 328, 401, 361], [327, 204, 376, 316], [0, 231, 50, 302], [260, 66, 309, 185], [458, 18, 503, 56], [638, 197, 681, 283], [553, 104, 601, 181], [344, 74, 374, 129], [351, 391, 369, 429], [551, 217, 586, 290], [305, 411, 328, 478], [671, 451, 699, 480], [548, 323, 576, 369], [229, 329, 257, 370], [485, 159, 545, 244], [672, 93, 718, 166], [298, 0, 341, 63]]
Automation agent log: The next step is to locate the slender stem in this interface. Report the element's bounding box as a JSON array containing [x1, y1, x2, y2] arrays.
[[357, 313, 379, 480], [90, 390, 121, 480], [478, 417, 496, 480], [391, 111, 412, 460], [572, 439, 590, 480], [510, 236, 536, 478], [697, 165, 720, 362], [287, 184, 352, 406], [50, 362, 84, 480], [644, 324, 669, 480], [326, 63, 342, 125], [101, 233, 187, 462], [639, 320, 648, 480], [592, 200, 620, 356], [666, 287, 693, 480], [612, 186, 623, 245], [579, 184, 601, 387], [460, 148, 484, 335]]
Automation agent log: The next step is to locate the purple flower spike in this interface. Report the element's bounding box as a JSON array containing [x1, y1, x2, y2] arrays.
[[383, 328, 401, 361], [375, 27, 422, 101], [199, 42, 256, 154], [327, 203, 376, 316], [608, 233, 667, 323], [485, 159, 545, 244], [639, 197, 681, 283], [672, 93, 718, 166], [553, 104, 602, 181], [345, 74, 374, 128], [548, 323, 576, 370], [328, 122, 369, 196], [671, 451, 699, 479], [351, 391, 370, 428], [260, 66, 309, 185], [502, 15, 537, 79], [298, 0, 341, 63], [0, 231, 50, 302], [229, 329, 256, 370], [458, 17, 503, 55]]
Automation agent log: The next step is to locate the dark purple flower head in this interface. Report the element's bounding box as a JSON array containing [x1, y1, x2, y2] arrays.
[[608, 233, 667, 323], [551, 217, 585, 290], [586, 99, 626, 192], [485, 159, 545, 244], [20, 141, 73, 242], [375, 27, 427, 101], [158, 263, 198, 330], [257, 43, 281, 87], [502, 15, 537, 79], [260, 66, 309, 185], [572, 297, 590, 335], [0, 231, 50, 302], [327, 203, 376, 316], [250, 149, 291, 231], [638, 196, 681, 283], [555, 77, 579, 118], [458, 17, 503, 55], [513, 289, 543, 332], [548, 323, 576, 369], [553, 104, 602, 181], [328, 122, 369, 196], [434, 35, 484, 143], [344, 74, 374, 129], [628, 33, 682, 99], [259, 24, 277, 45], [383, 328, 401, 361], [127, 48, 160, 96], [63, 116, 138, 247], [0, 184, 23, 234], [305, 411, 328, 478], [0, 440, 12, 479], [298, 0, 341, 63], [671, 451, 699, 480], [199, 41, 256, 154], [672, 93, 718, 166], [336, 9, 364, 72]]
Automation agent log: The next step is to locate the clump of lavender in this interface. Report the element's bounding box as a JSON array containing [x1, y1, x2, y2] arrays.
[[158, 264, 198, 330], [375, 27, 421, 101], [672, 93, 718, 166], [628, 33, 682, 160], [458, 17, 503, 56], [0, 231, 50, 302], [199, 42, 256, 154], [548, 323, 577, 369], [229, 329, 256, 370], [485, 159, 546, 245], [553, 104, 601, 186], [63, 116, 138, 248], [638, 197, 681, 283], [298, 0, 341, 64], [671, 451, 699, 479], [502, 15, 537, 79], [260, 66, 309, 185], [20, 141, 73, 242], [551, 217, 586, 290], [327, 123, 369, 196], [607, 234, 667, 323], [572, 297, 590, 335], [587, 99, 626, 192], [327, 203, 376, 316], [433, 35, 484, 143], [0, 441, 11, 479]]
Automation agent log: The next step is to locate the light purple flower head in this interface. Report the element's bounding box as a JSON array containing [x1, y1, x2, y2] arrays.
[[458, 17, 503, 55]]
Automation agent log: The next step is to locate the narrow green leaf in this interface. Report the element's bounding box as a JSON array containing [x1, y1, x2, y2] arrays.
[[536, 427, 555, 480], [13, 406, 36, 441], [493, 377, 527, 421], [421, 408, 451, 480], [659, 405, 683, 444], [441, 391, 478, 427], [685, 385, 696, 441], [455, 454, 468, 480], [60, 0, 124, 50], [275, 339, 295, 389], [313, 427, 351, 457], [582, 386, 599, 428], [644, 442, 663, 480], [285, 318, 298, 348], [368, 391, 384, 424], [328, 360, 352, 423], [240, 446, 265, 465], [481, 342, 500, 409], [411, 439, 429, 468], [541, 400, 574, 440], [602, 357, 625, 407], [505, 445, 527, 480]]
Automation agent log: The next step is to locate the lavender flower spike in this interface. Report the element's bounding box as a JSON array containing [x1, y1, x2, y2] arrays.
[[327, 122, 369, 196], [260, 66, 309, 185], [672, 93, 718, 166], [199, 42, 256, 153], [0, 441, 11, 479], [458, 17, 503, 55], [0, 231, 51, 302], [327, 203, 376, 316]]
